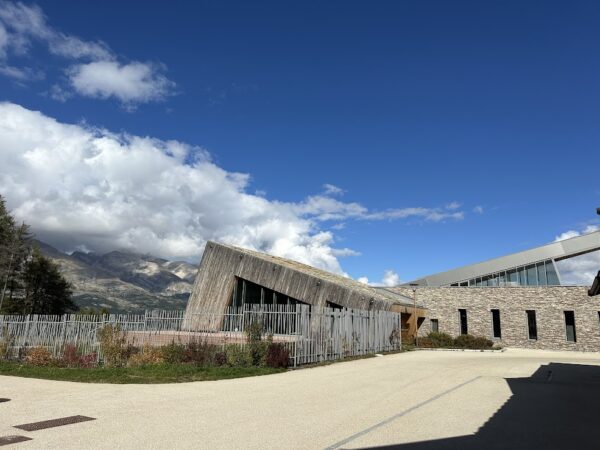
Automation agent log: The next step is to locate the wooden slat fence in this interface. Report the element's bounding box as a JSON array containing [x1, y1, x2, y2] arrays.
[[0, 305, 402, 366]]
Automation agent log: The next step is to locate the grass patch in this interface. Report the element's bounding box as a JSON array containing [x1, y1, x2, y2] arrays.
[[0, 361, 285, 384]]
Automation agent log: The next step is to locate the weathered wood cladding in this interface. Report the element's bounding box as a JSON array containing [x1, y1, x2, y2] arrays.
[[184, 242, 418, 325]]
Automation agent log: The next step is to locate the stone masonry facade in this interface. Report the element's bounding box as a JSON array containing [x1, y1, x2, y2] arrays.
[[391, 286, 600, 352]]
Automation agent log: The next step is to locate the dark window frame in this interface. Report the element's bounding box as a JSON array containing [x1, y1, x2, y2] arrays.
[[491, 309, 501, 339], [526, 310, 537, 340], [430, 319, 439, 333], [564, 310, 577, 342], [459, 309, 468, 335]]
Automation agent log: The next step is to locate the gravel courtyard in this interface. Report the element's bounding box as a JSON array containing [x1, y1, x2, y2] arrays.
[[2, 349, 600, 449]]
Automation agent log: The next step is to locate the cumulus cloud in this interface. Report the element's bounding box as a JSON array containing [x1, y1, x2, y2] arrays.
[[68, 61, 175, 107], [554, 225, 600, 285], [0, 2, 174, 107], [0, 103, 467, 274], [357, 270, 401, 287]]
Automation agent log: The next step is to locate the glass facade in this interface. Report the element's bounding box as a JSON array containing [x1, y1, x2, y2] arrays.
[[231, 277, 307, 308], [449, 259, 561, 287]]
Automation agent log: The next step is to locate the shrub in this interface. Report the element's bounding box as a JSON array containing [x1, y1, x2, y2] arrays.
[[416, 337, 434, 348], [128, 345, 164, 367], [265, 343, 289, 368], [245, 321, 271, 366], [0, 328, 14, 360], [214, 351, 227, 366], [184, 339, 218, 366], [426, 332, 454, 348], [60, 344, 82, 367], [79, 352, 97, 368], [98, 324, 131, 367], [59, 344, 98, 368], [160, 342, 187, 364], [453, 334, 493, 349], [25, 346, 54, 366], [225, 344, 252, 367]]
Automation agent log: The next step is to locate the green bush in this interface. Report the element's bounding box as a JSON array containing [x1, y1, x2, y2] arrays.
[[184, 339, 218, 366], [245, 321, 271, 366], [160, 342, 187, 364], [427, 332, 454, 348], [225, 344, 253, 367], [453, 334, 493, 349]]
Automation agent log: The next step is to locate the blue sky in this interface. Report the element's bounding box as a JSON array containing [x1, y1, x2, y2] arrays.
[[0, 1, 599, 284]]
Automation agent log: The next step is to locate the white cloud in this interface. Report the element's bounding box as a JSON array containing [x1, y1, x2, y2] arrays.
[[0, 22, 8, 58], [555, 250, 600, 286], [0, 102, 346, 272], [473, 205, 484, 214], [554, 225, 600, 285], [0, 103, 468, 275], [357, 270, 401, 287], [68, 61, 175, 107], [293, 195, 464, 223], [0, 2, 111, 59], [331, 248, 361, 257], [323, 183, 345, 196], [554, 225, 599, 243], [0, 2, 174, 106]]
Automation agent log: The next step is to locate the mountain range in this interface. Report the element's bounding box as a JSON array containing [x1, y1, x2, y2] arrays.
[[36, 241, 198, 313]]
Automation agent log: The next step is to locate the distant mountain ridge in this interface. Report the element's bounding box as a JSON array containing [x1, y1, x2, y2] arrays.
[[35, 240, 198, 313]]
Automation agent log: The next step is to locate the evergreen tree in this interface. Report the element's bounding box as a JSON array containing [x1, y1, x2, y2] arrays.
[[20, 249, 76, 314], [0, 195, 76, 314]]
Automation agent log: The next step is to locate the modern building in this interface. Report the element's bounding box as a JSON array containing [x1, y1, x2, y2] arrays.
[[185, 234, 600, 352], [184, 241, 427, 335], [405, 230, 600, 287]]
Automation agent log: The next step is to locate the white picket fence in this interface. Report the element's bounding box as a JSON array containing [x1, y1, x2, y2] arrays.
[[0, 305, 402, 366]]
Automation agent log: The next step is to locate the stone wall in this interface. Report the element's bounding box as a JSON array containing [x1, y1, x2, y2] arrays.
[[391, 286, 600, 352]]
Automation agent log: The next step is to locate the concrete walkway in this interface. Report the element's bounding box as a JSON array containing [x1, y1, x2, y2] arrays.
[[2, 349, 600, 449]]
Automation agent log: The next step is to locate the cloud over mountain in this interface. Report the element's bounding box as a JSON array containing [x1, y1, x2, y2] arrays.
[[0, 102, 465, 275]]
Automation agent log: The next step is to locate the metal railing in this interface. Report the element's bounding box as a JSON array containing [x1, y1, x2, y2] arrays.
[[0, 305, 402, 366]]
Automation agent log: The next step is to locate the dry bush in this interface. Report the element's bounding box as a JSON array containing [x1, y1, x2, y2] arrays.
[[25, 346, 54, 366], [98, 324, 132, 367], [265, 343, 289, 368], [128, 345, 164, 367]]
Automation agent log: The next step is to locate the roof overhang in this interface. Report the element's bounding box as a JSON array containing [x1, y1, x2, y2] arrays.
[[406, 231, 600, 286]]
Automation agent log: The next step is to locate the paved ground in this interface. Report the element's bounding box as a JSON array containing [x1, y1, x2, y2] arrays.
[[2, 349, 600, 449]]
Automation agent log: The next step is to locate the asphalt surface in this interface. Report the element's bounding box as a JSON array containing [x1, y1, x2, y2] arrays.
[[2, 349, 600, 449]]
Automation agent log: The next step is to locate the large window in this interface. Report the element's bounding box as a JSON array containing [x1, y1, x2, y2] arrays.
[[536, 262, 547, 285], [526, 310, 537, 340], [546, 262, 560, 285], [526, 265, 538, 286], [447, 259, 561, 287], [491, 309, 501, 338], [564, 311, 577, 342], [459, 309, 468, 335], [231, 277, 307, 308]]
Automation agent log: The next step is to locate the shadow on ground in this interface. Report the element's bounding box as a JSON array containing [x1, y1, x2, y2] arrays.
[[364, 362, 600, 449]]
